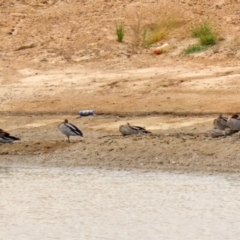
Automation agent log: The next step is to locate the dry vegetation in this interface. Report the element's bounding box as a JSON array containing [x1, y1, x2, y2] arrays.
[[0, 0, 239, 63]]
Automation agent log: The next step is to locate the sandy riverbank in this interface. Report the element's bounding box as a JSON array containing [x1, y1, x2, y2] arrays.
[[1, 61, 240, 174], [1, 112, 240, 174], [1, 1, 240, 173]]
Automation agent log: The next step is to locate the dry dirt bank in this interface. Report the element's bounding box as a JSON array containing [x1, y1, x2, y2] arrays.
[[1, 55, 240, 175], [1, 62, 240, 114]]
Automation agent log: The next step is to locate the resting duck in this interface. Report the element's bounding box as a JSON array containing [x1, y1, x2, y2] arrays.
[[227, 113, 240, 131], [209, 128, 236, 138], [213, 114, 229, 130], [58, 119, 83, 142], [119, 123, 151, 136], [0, 129, 20, 143]]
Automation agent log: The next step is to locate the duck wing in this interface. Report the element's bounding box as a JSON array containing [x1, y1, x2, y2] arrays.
[[5, 135, 20, 141], [129, 124, 151, 134], [0, 131, 20, 141], [65, 122, 83, 136]]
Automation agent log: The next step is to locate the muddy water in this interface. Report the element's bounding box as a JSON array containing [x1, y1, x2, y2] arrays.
[[1, 168, 240, 240]]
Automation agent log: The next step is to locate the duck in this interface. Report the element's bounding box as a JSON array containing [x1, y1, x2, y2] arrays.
[[213, 114, 229, 130], [227, 113, 240, 131], [58, 119, 83, 142], [0, 129, 20, 143], [119, 123, 151, 136], [209, 128, 226, 138], [209, 128, 236, 138]]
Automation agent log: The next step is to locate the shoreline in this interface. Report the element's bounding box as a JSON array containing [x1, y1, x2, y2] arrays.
[[1, 155, 240, 176], [1, 164, 240, 178], [1, 114, 240, 175], [0, 111, 234, 117]]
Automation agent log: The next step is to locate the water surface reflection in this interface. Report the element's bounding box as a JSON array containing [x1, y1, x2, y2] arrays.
[[1, 167, 240, 240]]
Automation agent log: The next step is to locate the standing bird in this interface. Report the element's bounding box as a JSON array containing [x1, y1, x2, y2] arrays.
[[119, 123, 151, 136], [58, 119, 83, 142], [0, 129, 20, 143], [227, 113, 240, 131]]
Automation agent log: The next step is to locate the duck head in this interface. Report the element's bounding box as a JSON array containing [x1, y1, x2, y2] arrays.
[[231, 113, 239, 119]]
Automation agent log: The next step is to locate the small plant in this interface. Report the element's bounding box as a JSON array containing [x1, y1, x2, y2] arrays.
[[143, 19, 179, 47], [116, 21, 125, 42], [130, 13, 143, 50], [130, 16, 182, 49], [190, 21, 217, 46], [183, 21, 217, 55], [143, 26, 166, 47], [183, 44, 207, 55]]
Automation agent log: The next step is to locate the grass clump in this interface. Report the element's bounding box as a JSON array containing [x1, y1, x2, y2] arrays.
[[184, 21, 217, 55], [143, 19, 180, 47], [190, 21, 217, 46], [130, 13, 144, 50], [184, 44, 207, 55], [115, 21, 125, 42], [130, 15, 183, 50]]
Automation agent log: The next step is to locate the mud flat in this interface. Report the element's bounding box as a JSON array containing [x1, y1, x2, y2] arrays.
[[1, 113, 240, 174]]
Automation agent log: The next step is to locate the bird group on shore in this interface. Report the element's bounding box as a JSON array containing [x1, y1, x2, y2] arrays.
[[2, 113, 239, 143], [210, 113, 240, 138], [57, 120, 151, 141], [0, 119, 151, 144]]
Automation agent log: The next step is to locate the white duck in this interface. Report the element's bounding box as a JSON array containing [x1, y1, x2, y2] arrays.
[[58, 119, 83, 142]]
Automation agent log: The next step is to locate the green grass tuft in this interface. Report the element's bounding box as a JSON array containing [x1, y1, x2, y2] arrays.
[[116, 21, 125, 42], [183, 44, 207, 55], [183, 21, 217, 55], [190, 21, 217, 46]]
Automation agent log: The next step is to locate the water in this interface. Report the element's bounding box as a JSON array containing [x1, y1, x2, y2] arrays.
[[1, 167, 240, 240]]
